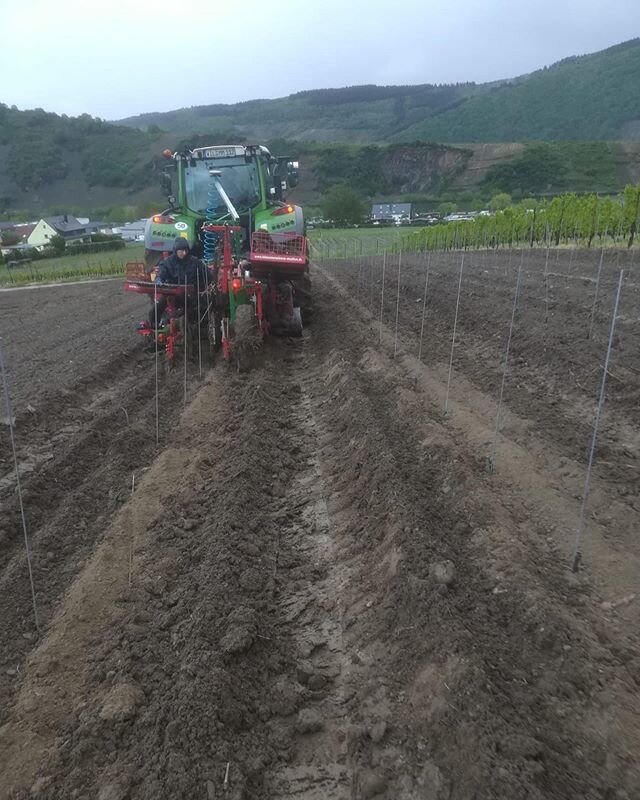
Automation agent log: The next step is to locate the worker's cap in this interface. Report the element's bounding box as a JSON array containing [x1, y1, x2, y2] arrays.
[[173, 238, 190, 253]]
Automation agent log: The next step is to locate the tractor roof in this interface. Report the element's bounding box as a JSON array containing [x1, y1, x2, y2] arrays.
[[190, 144, 272, 160]]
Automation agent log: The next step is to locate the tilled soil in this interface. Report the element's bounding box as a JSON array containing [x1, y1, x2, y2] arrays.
[[331, 247, 640, 477], [0, 267, 639, 799], [0, 280, 149, 410], [324, 247, 640, 595], [0, 281, 198, 726]]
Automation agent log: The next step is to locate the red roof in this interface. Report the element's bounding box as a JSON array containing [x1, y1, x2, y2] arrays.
[[13, 224, 36, 239]]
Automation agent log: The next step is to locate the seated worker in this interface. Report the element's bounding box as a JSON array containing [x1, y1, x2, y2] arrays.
[[144, 238, 209, 329]]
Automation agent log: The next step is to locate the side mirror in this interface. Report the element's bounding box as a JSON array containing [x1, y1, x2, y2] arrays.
[[287, 160, 299, 187], [160, 172, 172, 195], [167, 195, 177, 208]]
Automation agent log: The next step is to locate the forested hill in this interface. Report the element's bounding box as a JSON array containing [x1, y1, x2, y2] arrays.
[[395, 38, 640, 142], [118, 39, 640, 143], [0, 105, 159, 193], [1, 38, 640, 216], [116, 82, 481, 144]]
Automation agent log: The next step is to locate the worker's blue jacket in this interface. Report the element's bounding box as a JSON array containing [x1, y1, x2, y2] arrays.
[[157, 254, 208, 286]]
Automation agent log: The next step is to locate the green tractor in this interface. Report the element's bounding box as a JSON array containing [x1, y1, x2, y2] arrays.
[[144, 144, 304, 267], [130, 144, 311, 366]]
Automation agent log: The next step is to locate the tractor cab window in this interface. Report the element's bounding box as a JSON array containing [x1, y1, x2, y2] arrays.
[[184, 158, 261, 216]]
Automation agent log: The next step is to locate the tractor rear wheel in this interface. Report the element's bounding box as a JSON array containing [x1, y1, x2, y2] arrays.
[[294, 274, 313, 325]]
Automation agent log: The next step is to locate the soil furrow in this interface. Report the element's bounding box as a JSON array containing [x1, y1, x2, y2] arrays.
[[265, 355, 351, 799], [0, 260, 638, 799]]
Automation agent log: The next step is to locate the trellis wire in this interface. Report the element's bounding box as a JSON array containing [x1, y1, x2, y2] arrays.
[[418, 250, 432, 362], [154, 281, 159, 446], [553, 223, 563, 271], [128, 472, 136, 587], [444, 250, 465, 415], [369, 253, 375, 311], [183, 276, 188, 407], [566, 228, 579, 288], [524, 214, 536, 275], [205, 272, 215, 374], [480, 231, 489, 270], [379, 250, 386, 344], [489, 249, 524, 469], [0, 339, 39, 631], [393, 246, 402, 358], [588, 247, 605, 339], [543, 226, 551, 326], [505, 227, 515, 278], [197, 270, 202, 377], [571, 269, 624, 572]]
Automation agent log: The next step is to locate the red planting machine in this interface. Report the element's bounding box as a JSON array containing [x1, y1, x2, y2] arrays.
[[124, 227, 311, 369]]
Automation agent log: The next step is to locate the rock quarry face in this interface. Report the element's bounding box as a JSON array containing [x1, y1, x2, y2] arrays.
[[381, 145, 470, 194]]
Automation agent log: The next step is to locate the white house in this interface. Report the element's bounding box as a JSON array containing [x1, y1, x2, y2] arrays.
[[27, 215, 90, 251]]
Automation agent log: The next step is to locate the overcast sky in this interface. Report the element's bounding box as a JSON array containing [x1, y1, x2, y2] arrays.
[[1, 0, 638, 120]]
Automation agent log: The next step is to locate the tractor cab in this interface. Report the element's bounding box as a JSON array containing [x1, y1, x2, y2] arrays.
[[185, 146, 261, 222], [144, 144, 303, 268]]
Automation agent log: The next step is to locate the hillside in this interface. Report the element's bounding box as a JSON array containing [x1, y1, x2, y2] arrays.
[[395, 39, 640, 143], [0, 104, 165, 216], [118, 39, 640, 143], [288, 141, 640, 205], [2, 124, 640, 218], [115, 83, 481, 144], [2, 37, 640, 217]]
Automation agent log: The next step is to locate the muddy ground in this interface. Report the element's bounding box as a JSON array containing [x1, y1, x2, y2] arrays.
[[0, 280, 149, 409], [0, 263, 639, 799]]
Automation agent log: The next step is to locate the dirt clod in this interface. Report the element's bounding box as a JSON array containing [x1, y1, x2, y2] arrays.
[[30, 776, 52, 796], [429, 559, 456, 586], [359, 769, 388, 798], [34, 657, 59, 677], [368, 720, 387, 743], [270, 678, 300, 717], [97, 782, 128, 800], [99, 682, 144, 722], [308, 673, 327, 691], [221, 606, 258, 655], [295, 660, 314, 685], [296, 708, 324, 734]]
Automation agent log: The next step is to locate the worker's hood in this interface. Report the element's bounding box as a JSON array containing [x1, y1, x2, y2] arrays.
[[173, 238, 190, 255]]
